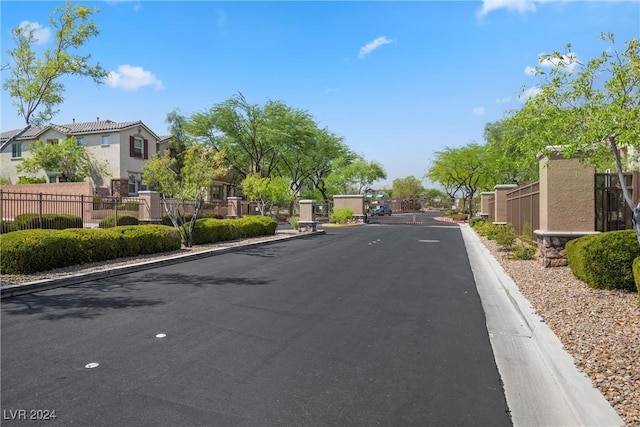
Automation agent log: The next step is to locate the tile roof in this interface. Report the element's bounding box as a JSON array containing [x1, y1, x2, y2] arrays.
[[1, 120, 155, 142]]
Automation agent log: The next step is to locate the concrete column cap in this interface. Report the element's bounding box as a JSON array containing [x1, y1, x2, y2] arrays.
[[480, 191, 495, 196], [333, 194, 364, 199], [299, 199, 316, 204], [227, 196, 242, 200], [494, 184, 518, 190], [533, 230, 600, 237]]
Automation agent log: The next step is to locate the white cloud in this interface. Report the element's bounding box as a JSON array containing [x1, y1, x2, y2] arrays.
[[106, 65, 164, 91], [472, 107, 486, 116], [358, 36, 393, 59], [496, 96, 511, 104], [539, 52, 579, 72], [477, 0, 537, 18], [18, 21, 51, 44], [520, 87, 542, 100], [524, 65, 537, 76]]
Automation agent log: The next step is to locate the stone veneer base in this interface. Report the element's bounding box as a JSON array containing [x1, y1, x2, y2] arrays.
[[534, 230, 600, 268]]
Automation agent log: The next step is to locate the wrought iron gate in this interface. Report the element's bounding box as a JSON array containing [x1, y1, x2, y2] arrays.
[[594, 173, 633, 232]]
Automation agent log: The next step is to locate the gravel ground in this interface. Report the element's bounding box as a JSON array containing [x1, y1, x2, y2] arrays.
[[477, 233, 640, 426], [1, 227, 638, 425]]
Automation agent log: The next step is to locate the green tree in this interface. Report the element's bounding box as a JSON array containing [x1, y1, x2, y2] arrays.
[[143, 145, 227, 247], [186, 92, 292, 179], [483, 120, 538, 186], [2, 2, 108, 128], [16, 136, 108, 182], [241, 174, 295, 216], [392, 176, 424, 199], [427, 144, 490, 216], [507, 33, 640, 241], [326, 156, 387, 195]]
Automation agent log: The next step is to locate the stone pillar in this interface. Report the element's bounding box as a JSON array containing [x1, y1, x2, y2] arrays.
[[333, 195, 366, 224], [478, 191, 494, 220], [539, 152, 595, 232], [493, 184, 517, 224], [298, 199, 317, 232], [227, 197, 242, 219], [137, 191, 162, 223], [534, 148, 598, 267]]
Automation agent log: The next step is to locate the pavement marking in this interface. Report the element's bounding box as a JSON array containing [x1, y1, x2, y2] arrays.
[[85, 363, 99, 369], [418, 239, 440, 243], [155, 333, 166, 339]]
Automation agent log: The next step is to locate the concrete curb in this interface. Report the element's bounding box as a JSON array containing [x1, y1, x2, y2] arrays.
[[460, 224, 624, 427], [0, 231, 325, 299]]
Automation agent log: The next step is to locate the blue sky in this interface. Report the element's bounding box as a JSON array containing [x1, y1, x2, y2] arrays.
[[1, 1, 639, 188]]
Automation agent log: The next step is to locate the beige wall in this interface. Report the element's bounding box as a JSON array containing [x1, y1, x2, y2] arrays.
[[493, 185, 517, 223], [0, 181, 94, 196], [539, 155, 595, 231], [333, 195, 365, 215]]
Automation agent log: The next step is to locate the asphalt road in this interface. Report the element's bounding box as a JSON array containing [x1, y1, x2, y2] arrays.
[[1, 213, 512, 426]]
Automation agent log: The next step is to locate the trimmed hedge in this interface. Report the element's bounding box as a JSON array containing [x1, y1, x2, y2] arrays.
[[191, 216, 277, 245], [469, 216, 485, 228], [566, 230, 640, 291], [0, 225, 181, 275], [160, 212, 225, 227], [13, 213, 83, 230], [98, 214, 139, 228]]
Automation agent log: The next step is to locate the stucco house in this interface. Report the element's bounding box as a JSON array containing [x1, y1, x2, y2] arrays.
[[0, 119, 162, 196], [0, 119, 234, 201]]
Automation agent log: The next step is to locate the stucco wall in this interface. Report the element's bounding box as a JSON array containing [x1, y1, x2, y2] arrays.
[[333, 195, 365, 215], [539, 155, 595, 231], [0, 181, 94, 195]]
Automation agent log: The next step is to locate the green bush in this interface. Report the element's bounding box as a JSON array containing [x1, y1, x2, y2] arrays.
[[289, 216, 299, 230], [160, 211, 224, 226], [451, 213, 468, 221], [476, 223, 501, 240], [330, 208, 354, 224], [0, 225, 181, 275], [495, 224, 518, 250], [191, 216, 277, 244], [192, 218, 239, 245], [566, 230, 640, 291], [633, 257, 640, 297], [469, 216, 485, 228], [1, 220, 14, 234], [17, 176, 47, 184], [13, 213, 83, 230], [511, 243, 537, 260], [521, 221, 534, 244], [98, 214, 139, 228]]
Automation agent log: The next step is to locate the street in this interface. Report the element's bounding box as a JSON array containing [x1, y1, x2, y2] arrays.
[[1, 213, 511, 426]]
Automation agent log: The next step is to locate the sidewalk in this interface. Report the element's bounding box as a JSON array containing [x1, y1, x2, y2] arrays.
[[461, 224, 624, 426]]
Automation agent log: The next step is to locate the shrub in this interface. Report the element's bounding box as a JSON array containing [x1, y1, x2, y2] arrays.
[[521, 221, 534, 244], [633, 257, 640, 297], [469, 216, 485, 228], [330, 208, 354, 224], [0, 225, 181, 275], [1, 220, 14, 234], [476, 223, 501, 240], [289, 216, 299, 230], [13, 213, 83, 230], [511, 243, 537, 260], [192, 218, 239, 245], [451, 213, 468, 221], [17, 176, 46, 184], [99, 214, 139, 228], [566, 230, 640, 291], [495, 225, 518, 250]]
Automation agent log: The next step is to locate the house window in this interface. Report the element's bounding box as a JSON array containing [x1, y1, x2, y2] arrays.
[[11, 143, 22, 158], [47, 139, 59, 145], [128, 175, 138, 195], [133, 138, 143, 157], [102, 135, 109, 145], [211, 185, 222, 200], [76, 137, 84, 146], [49, 175, 58, 183], [129, 136, 148, 159]]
